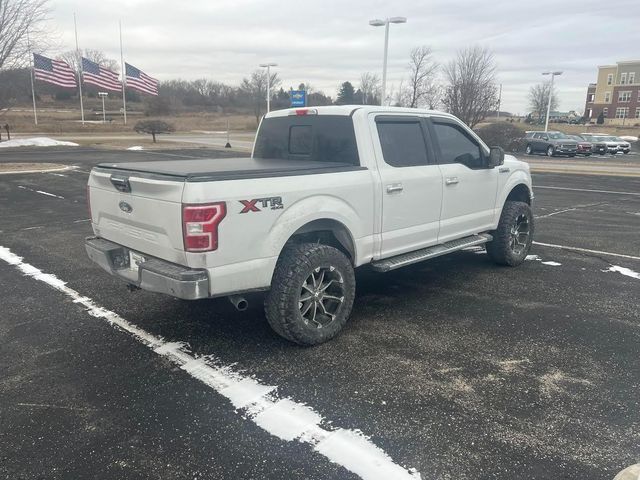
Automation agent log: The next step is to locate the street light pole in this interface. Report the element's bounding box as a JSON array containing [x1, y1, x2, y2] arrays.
[[369, 17, 407, 106], [259, 62, 278, 113], [542, 71, 562, 132]]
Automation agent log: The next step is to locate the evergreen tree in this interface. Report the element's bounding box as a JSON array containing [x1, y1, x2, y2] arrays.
[[336, 81, 355, 105]]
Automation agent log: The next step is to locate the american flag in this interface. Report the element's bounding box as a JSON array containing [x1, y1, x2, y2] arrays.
[[33, 53, 76, 88], [125, 62, 158, 95], [82, 57, 121, 92]]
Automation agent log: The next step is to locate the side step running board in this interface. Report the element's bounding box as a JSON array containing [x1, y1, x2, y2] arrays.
[[371, 233, 493, 272]]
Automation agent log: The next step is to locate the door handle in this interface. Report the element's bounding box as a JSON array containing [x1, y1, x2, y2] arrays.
[[445, 177, 459, 185], [386, 184, 404, 194]]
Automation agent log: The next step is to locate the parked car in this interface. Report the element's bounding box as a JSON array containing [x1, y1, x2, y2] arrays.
[[521, 131, 578, 157], [580, 133, 622, 155], [566, 135, 592, 156], [614, 137, 631, 154], [85, 106, 534, 345]]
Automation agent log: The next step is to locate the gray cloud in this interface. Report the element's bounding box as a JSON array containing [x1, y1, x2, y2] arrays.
[[52, 0, 639, 114]]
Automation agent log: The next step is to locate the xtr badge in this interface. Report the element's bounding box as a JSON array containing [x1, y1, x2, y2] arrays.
[[239, 196, 283, 213]]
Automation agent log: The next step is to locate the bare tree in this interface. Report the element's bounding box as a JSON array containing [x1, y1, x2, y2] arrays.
[[407, 46, 439, 108], [528, 81, 558, 121], [442, 46, 498, 128], [60, 48, 120, 74], [0, 0, 49, 71], [359, 72, 380, 105], [240, 69, 281, 123]]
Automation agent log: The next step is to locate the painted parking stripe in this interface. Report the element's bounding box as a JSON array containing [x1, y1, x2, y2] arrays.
[[534, 186, 640, 197], [0, 246, 420, 480], [533, 241, 640, 261]]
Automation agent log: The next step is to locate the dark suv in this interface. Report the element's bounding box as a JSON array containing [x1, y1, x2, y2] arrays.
[[522, 131, 578, 157]]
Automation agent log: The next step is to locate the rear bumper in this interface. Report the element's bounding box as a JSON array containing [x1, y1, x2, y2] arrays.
[[85, 237, 209, 300]]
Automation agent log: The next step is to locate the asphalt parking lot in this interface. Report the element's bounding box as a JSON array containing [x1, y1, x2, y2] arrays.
[[1, 147, 639, 480]]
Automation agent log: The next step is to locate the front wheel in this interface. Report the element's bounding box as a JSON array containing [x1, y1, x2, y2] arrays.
[[265, 243, 356, 345], [486, 201, 534, 266], [525, 144, 533, 155], [546, 145, 555, 157]]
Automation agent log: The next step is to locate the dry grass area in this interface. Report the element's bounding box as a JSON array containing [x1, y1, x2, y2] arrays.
[[477, 119, 640, 137], [0, 107, 257, 135]]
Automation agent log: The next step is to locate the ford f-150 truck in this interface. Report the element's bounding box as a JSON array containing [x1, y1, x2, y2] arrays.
[[86, 106, 534, 345]]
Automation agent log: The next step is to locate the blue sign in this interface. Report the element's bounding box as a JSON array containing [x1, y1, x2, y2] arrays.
[[290, 90, 306, 107]]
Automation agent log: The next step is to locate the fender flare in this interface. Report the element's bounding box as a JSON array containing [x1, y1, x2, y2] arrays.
[[265, 194, 363, 263]]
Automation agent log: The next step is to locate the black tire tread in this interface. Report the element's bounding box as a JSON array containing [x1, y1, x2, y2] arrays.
[[265, 243, 355, 345], [486, 201, 534, 266]]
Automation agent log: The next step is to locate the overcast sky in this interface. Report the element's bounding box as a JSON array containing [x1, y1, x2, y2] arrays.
[[51, 0, 639, 114]]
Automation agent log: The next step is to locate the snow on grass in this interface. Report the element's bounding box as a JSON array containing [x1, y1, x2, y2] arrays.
[[0, 137, 79, 148], [126, 146, 144, 151], [602, 265, 640, 280], [618, 136, 638, 143]]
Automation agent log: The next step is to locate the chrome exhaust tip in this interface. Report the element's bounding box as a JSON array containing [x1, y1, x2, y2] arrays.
[[228, 295, 248, 312]]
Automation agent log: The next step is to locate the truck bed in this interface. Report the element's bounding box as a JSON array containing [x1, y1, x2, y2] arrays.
[[94, 157, 365, 182]]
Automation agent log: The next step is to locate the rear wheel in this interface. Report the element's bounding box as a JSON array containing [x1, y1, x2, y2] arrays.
[[546, 145, 555, 157], [486, 201, 534, 266], [265, 243, 355, 345], [525, 144, 533, 155]]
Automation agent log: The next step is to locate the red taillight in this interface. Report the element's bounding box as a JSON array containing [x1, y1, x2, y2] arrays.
[[182, 202, 226, 252]]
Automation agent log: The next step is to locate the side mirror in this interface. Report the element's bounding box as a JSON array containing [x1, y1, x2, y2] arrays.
[[487, 146, 504, 168]]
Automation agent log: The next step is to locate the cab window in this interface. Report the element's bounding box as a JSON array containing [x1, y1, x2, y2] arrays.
[[376, 119, 430, 167], [432, 121, 484, 168]]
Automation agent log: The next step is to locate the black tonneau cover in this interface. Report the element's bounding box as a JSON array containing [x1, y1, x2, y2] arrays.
[[94, 157, 365, 182]]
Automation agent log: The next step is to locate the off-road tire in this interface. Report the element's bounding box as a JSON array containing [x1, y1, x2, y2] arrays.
[[486, 201, 534, 266], [265, 243, 355, 345]]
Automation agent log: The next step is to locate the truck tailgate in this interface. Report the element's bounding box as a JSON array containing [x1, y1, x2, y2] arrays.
[[88, 168, 187, 264]]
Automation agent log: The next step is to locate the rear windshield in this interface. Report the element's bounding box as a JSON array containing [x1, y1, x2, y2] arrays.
[[253, 115, 360, 165]]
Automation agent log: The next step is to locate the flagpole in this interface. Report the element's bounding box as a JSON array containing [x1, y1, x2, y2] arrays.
[[119, 20, 127, 125], [27, 30, 38, 126], [74, 13, 85, 126]]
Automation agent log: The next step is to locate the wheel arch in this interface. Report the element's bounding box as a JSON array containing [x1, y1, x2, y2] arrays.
[[505, 183, 532, 205], [284, 218, 357, 265]]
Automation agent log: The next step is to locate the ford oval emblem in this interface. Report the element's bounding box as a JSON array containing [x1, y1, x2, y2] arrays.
[[119, 201, 133, 213]]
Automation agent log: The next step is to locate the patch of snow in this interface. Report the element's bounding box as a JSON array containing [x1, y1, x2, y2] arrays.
[[526, 255, 561, 266], [602, 265, 640, 280], [126, 146, 144, 151], [618, 136, 638, 143], [0, 137, 79, 148]]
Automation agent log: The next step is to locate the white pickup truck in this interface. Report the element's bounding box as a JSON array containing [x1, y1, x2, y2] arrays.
[[86, 106, 534, 345]]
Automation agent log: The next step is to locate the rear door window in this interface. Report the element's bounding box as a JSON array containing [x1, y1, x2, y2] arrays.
[[376, 119, 430, 167]]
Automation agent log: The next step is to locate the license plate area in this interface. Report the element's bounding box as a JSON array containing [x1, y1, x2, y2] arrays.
[[129, 251, 146, 272]]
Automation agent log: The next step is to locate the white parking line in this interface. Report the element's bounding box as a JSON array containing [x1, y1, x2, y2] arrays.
[[0, 246, 420, 480], [17, 185, 65, 199], [533, 241, 640, 261], [535, 186, 640, 197]]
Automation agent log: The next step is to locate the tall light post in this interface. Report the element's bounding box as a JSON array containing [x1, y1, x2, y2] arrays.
[[259, 62, 278, 113], [98, 92, 108, 123], [542, 71, 562, 132], [369, 16, 407, 106]]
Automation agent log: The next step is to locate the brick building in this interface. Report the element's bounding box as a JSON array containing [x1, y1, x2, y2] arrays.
[[584, 60, 640, 125]]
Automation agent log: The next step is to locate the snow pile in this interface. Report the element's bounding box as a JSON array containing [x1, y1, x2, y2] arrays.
[[0, 137, 79, 148], [126, 146, 144, 151], [619, 136, 638, 143]]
